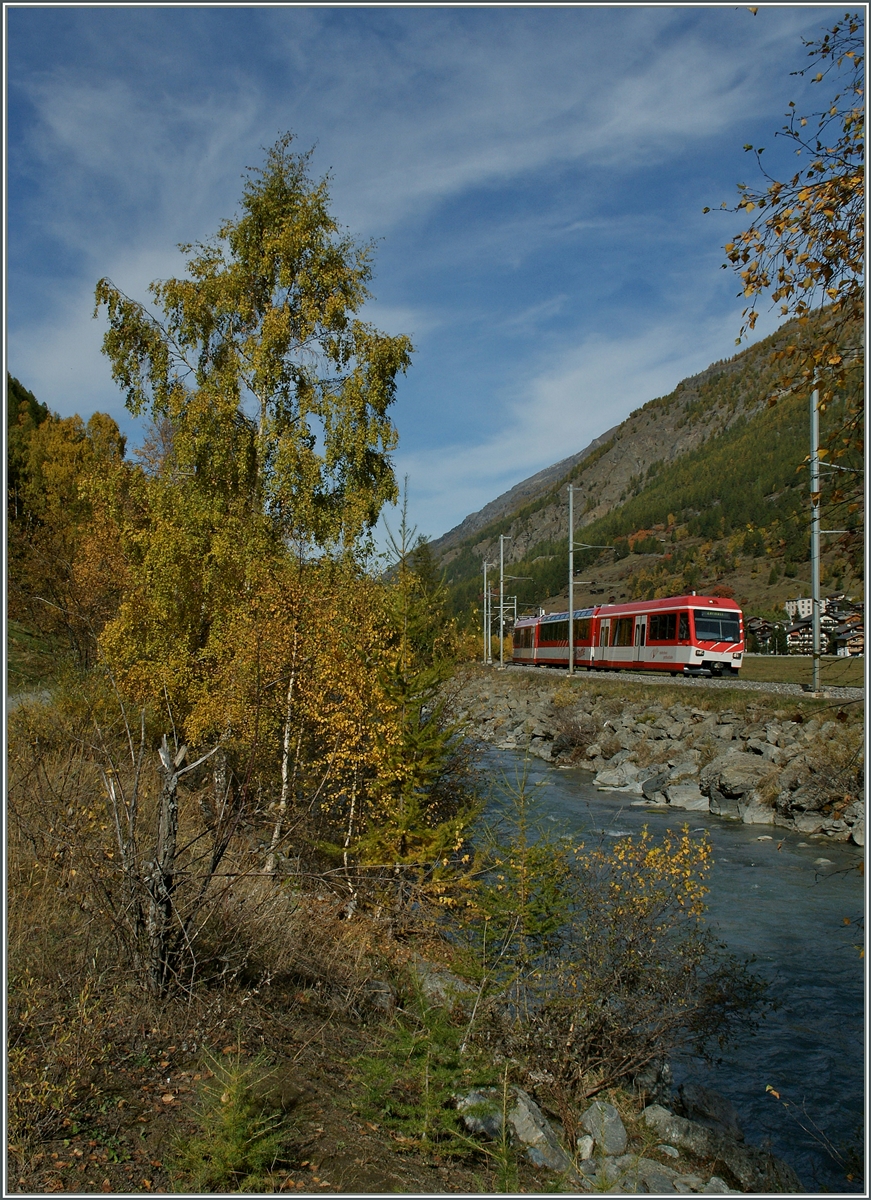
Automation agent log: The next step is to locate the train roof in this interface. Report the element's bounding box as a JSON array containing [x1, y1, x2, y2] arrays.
[[514, 594, 742, 625], [594, 594, 742, 615]]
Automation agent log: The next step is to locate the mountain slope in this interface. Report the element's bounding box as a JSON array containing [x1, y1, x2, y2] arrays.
[[434, 319, 862, 619]]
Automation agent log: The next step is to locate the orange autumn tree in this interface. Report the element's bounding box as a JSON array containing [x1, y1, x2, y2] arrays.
[[7, 398, 130, 668]]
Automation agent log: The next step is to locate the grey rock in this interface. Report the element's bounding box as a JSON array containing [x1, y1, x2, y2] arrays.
[[715, 1140, 804, 1193], [792, 812, 828, 834], [739, 795, 776, 825], [580, 1099, 628, 1155], [362, 979, 396, 1013], [633, 1058, 673, 1105], [410, 956, 473, 1007], [641, 1104, 803, 1193], [642, 1104, 719, 1159], [700, 752, 773, 798], [708, 788, 742, 820], [666, 784, 709, 810], [457, 1086, 579, 1178], [667, 756, 701, 781], [702, 1177, 742, 1194], [787, 783, 827, 812], [456, 1088, 503, 1139], [642, 770, 671, 799], [530, 738, 552, 761], [595, 767, 627, 788], [596, 1154, 682, 1194], [851, 819, 865, 846], [577, 1133, 594, 1160]]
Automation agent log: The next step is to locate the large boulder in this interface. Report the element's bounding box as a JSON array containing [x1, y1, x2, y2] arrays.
[[740, 797, 776, 824], [700, 752, 774, 797], [700, 753, 775, 822], [409, 955, 473, 1009], [666, 784, 709, 810], [457, 1087, 578, 1177], [591, 1153, 683, 1193], [641, 1104, 803, 1193], [642, 770, 671, 800], [579, 1099, 628, 1155]]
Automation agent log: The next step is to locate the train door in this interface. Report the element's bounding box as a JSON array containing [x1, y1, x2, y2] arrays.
[[596, 620, 610, 665], [633, 616, 646, 663]]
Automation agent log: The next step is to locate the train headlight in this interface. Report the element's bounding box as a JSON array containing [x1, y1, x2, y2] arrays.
[[694, 649, 705, 657], [732, 652, 742, 659]]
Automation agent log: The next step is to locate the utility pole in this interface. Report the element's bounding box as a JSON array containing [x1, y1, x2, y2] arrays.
[[567, 486, 610, 674], [810, 381, 821, 694], [568, 485, 575, 675], [499, 535, 511, 668], [484, 559, 491, 667], [482, 558, 496, 664]]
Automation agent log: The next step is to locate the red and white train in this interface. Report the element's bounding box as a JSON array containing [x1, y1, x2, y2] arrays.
[[512, 594, 744, 676]]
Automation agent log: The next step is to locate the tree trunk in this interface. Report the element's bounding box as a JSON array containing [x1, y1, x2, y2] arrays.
[[145, 735, 186, 997], [265, 631, 300, 876]]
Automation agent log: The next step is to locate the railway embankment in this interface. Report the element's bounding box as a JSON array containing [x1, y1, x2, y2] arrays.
[[450, 664, 864, 846]]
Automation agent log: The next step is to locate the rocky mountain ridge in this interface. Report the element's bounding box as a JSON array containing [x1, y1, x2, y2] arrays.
[[430, 327, 791, 572], [429, 317, 862, 621]]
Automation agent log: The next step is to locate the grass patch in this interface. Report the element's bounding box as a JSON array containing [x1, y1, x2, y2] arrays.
[[739, 654, 864, 688], [6, 620, 63, 692]]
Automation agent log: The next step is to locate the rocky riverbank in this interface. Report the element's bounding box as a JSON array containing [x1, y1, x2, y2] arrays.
[[411, 958, 804, 1193], [450, 665, 864, 846]]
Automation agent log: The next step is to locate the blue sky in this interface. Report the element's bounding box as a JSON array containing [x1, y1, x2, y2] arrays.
[[5, 4, 843, 542]]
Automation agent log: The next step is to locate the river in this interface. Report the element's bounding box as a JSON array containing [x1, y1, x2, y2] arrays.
[[482, 749, 865, 1194]]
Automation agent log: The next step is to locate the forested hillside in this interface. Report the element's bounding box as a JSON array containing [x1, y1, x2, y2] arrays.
[[436, 316, 863, 619]]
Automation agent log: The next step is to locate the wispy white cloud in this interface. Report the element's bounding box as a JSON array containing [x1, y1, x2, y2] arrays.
[[393, 300, 785, 542], [7, 3, 833, 540]]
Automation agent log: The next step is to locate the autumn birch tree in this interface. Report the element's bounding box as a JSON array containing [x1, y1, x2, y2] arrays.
[[96, 134, 411, 549], [94, 134, 412, 718], [712, 14, 863, 563]]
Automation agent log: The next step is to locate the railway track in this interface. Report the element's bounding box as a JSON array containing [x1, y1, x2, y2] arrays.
[[503, 663, 864, 702]]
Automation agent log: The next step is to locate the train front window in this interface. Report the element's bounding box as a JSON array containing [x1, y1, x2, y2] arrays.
[[692, 612, 741, 642]]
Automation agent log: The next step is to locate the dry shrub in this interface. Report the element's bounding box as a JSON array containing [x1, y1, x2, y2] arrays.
[[193, 874, 379, 994], [551, 707, 599, 759], [630, 736, 671, 768], [6, 854, 117, 1170], [783, 726, 864, 815], [598, 733, 623, 760]]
